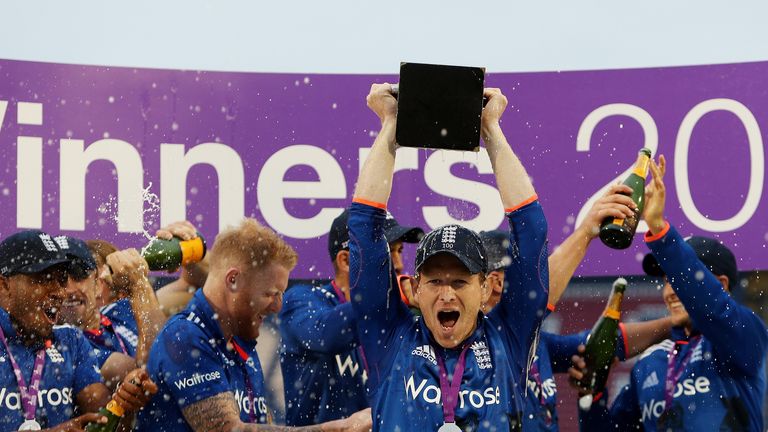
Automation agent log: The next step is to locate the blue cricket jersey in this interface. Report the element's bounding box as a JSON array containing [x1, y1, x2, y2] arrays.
[[0, 308, 102, 429], [100, 299, 138, 356], [139, 289, 269, 431], [579, 225, 768, 431], [348, 200, 549, 431], [83, 314, 135, 367], [279, 281, 368, 425]]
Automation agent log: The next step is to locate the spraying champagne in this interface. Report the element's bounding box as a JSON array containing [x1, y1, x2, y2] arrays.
[[578, 277, 627, 409]]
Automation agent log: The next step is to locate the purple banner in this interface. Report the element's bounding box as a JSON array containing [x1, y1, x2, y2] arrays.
[[0, 59, 765, 278]]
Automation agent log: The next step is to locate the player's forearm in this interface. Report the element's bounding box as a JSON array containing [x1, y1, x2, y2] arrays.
[[622, 317, 673, 358], [353, 120, 397, 205], [547, 225, 594, 305], [129, 278, 166, 366], [482, 123, 536, 209]]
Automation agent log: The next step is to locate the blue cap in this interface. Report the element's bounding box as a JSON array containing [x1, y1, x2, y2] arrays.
[[0, 230, 71, 277]]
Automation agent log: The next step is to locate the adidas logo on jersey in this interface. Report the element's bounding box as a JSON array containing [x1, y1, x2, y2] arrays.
[[46, 346, 64, 363], [114, 325, 138, 348], [411, 345, 437, 365], [642, 371, 659, 389]]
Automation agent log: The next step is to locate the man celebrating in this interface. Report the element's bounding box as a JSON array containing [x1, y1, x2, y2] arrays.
[[140, 218, 370, 431], [575, 155, 768, 431], [280, 209, 422, 425], [349, 84, 548, 430], [58, 236, 165, 388], [0, 230, 154, 431]]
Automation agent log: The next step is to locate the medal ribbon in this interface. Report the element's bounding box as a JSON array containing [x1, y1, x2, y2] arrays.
[[528, 361, 547, 406], [435, 344, 471, 424], [231, 338, 257, 423], [330, 280, 346, 304], [0, 327, 45, 421], [100, 315, 128, 355], [663, 336, 701, 411]]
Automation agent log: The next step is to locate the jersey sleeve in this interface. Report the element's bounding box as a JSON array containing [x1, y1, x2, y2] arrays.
[[279, 286, 357, 355], [646, 224, 768, 375], [150, 321, 233, 409], [488, 201, 550, 374], [68, 329, 104, 395], [348, 201, 411, 390]]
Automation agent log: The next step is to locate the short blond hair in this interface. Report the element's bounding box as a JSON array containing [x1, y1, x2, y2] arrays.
[[210, 218, 298, 273]]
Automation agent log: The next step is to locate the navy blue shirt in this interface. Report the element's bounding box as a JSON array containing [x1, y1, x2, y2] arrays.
[[279, 281, 368, 425], [579, 225, 768, 431], [139, 289, 269, 431], [83, 314, 135, 367], [0, 308, 102, 429], [349, 200, 549, 431], [99, 299, 138, 357]]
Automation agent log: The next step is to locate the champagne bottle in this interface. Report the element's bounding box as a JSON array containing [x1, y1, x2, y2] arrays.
[[599, 148, 652, 249], [141, 233, 207, 271], [578, 277, 627, 410], [85, 400, 124, 432]]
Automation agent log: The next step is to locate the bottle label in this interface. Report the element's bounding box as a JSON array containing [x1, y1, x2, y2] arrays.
[[603, 309, 620, 320], [180, 237, 205, 266], [632, 154, 651, 178], [106, 400, 125, 418]]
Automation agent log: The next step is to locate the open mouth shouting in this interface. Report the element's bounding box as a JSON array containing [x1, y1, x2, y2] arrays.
[[437, 310, 461, 331], [41, 302, 61, 325]]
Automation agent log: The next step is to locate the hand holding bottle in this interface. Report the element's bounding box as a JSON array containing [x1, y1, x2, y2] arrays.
[[578, 184, 637, 239], [642, 155, 667, 236], [43, 413, 107, 431], [155, 220, 198, 243], [105, 249, 150, 296], [113, 368, 158, 413]]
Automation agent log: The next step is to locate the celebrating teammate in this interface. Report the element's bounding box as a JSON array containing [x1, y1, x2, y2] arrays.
[[0, 230, 155, 431], [279, 209, 422, 425], [348, 83, 548, 430], [58, 236, 165, 390], [139, 218, 371, 431], [573, 155, 768, 431], [481, 228, 675, 431]]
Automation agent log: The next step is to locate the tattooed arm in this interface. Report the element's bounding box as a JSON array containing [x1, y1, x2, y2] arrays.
[[182, 392, 371, 432]]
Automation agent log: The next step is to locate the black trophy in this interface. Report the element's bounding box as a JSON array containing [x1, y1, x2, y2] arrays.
[[394, 62, 486, 152]]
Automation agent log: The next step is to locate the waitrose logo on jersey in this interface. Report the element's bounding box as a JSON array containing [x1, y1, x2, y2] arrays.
[[0, 387, 74, 410], [174, 371, 222, 390], [404, 375, 501, 409]]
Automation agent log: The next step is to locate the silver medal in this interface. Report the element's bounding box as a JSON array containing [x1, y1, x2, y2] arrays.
[[18, 419, 42, 430], [437, 423, 462, 432]]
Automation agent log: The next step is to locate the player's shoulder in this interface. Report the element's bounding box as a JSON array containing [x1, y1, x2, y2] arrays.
[[286, 281, 336, 302], [638, 339, 675, 361], [53, 324, 85, 342]]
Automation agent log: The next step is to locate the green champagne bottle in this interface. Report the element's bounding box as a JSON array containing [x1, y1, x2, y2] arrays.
[[141, 233, 207, 271], [599, 148, 652, 249], [84, 400, 124, 432], [578, 277, 627, 410]]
